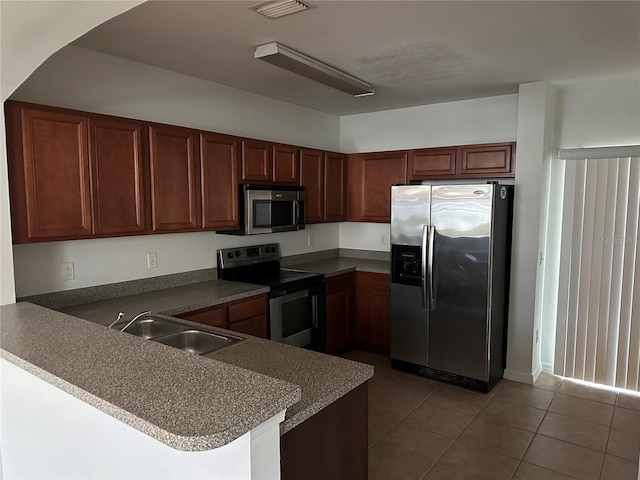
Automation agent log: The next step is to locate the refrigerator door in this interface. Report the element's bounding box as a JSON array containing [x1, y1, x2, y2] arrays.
[[391, 185, 431, 246], [428, 184, 494, 381], [390, 185, 431, 366]]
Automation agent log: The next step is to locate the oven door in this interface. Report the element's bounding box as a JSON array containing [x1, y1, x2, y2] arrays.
[[269, 286, 326, 348]]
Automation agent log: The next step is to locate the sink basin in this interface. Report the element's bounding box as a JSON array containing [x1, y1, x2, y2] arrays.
[[152, 329, 243, 355], [119, 317, 184, 340]]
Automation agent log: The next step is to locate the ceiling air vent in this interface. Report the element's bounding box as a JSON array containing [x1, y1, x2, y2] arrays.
[[249, 0, 316, 19]]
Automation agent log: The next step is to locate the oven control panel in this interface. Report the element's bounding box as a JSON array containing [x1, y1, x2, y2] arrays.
[[217, 243, 280, 269]]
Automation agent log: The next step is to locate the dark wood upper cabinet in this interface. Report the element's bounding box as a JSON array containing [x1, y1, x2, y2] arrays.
[[460, 143, 514, 176], [241, 139, 273, 183], [148, 124, 199, 232], [409, 147, 457, 179], [200, 132, 239, 230], [347, 151, 408, 223], [89, 117, 145, 235], [6, 102, 92, 242], [273, 144, 299, 185], [324, 152, 347, 222], [300, 148, 324, 224]]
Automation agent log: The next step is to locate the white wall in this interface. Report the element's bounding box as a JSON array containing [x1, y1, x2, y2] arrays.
[[539, 75, 640, 372], [0, 1, 144, 305], [339, 223, 390, 251], [340, 94, 518, 153], [15, 224, 338, 297], [9, 45, 342, 297]]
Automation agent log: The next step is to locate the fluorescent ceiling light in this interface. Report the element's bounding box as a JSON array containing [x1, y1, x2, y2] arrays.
[[254, 42, 375, 97], [249, 0, 315, 19]]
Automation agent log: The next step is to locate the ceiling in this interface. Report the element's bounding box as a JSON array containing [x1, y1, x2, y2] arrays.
[[73, 1, 640, 116]]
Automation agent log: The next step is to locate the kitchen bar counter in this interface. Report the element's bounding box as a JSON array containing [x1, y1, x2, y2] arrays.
[[1, 300, 373, 450], [0, 302, 299, 451]]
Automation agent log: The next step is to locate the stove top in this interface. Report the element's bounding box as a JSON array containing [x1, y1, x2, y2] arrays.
[[216, 243, 324, 293]]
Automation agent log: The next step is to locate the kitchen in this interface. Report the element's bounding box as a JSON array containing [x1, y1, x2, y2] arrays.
[[1, 1, 640, 479]]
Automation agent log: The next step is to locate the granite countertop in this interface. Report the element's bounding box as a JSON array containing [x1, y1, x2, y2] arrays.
[[61, 279, 270, 326], [0, 302, 301, 452], [288, 257, 390, 278]]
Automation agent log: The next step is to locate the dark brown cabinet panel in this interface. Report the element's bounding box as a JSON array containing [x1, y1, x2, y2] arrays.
[[200, 132, 239, 230], [177, 305, 225, 327], [149, 125, 199, 232], [241, 139, 273, 183], [325, 272, 355, 355], [347, 152, 408, 223], [89, 117, 145, 235], [354, 272, 390, 355], [409, 147, 457, 179], [227, 314, 268, 338], [227, 294, 267, 323], [460, 143, 514, 176], [300, 149, 324, 224], [273, 144, 299, 185], [324, 152, 347, 222], [6, 103, 92, 242]]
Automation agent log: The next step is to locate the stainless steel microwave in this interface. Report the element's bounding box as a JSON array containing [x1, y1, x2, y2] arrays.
[[218, 184, 305, 235]]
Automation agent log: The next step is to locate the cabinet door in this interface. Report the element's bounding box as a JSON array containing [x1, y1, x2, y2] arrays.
[[200, 132, 239, 230], [241, 139, 273, 183], [273, 144, 299, 185], [409, 148, 457, 179], [228, 314, 269, 339], [89, 117, 145, 235], [460, 143, 514, 177], [324, 152, 346, 222], [149, 125, 199, 232], [7, 103, 92, 242], [300, 148, 324, 224], [325, 272, 355, 355], [355, 272, 390, 355], [178, 305, 225, 328], [347, 152, 408, 223]]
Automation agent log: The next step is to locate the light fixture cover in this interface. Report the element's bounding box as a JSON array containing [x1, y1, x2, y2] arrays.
[[255, 42, 375, 97]]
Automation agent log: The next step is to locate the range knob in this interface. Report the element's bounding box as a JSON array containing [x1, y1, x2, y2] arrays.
[[226, 252, 233, 259], [234, 250, 241, 257]]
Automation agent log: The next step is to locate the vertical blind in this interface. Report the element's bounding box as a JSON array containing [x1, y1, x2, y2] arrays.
[[555, 149, 640, 391]]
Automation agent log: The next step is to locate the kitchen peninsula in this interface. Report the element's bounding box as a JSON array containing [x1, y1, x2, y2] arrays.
[[1, 289, 372, 479]]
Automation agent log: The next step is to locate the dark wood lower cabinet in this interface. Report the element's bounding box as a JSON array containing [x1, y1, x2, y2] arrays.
[[354, 272, 391, 355], [281, 382, 368, 480], [325, 272, 355, 355]]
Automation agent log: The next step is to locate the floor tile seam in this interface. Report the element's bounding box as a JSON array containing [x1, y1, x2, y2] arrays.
[[533, 429, 610, 454], [514, 460, 587, 480], [543, 409, 619, 430], [557, 389, 618, 407]]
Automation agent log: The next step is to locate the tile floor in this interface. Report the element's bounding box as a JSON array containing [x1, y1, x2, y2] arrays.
[[342, 350, 640, 480]]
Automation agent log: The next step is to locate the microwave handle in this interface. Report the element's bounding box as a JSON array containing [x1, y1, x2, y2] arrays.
[[294, 201, 300, 225]]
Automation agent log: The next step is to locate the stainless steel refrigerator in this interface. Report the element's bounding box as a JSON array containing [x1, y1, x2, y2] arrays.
[[390, 183, 513, 391]]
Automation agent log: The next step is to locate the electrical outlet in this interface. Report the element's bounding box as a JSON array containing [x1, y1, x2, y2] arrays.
[[379, 234, 387, 246], [62, 262, 75, 281], [147, 252, 158, 269], [307, 235, 313, 247]]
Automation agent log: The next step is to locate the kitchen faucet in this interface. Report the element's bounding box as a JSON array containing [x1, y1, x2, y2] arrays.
[[107, 310, 152, 331]]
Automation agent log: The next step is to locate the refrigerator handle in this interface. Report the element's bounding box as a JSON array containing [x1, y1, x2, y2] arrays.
[[421, 224, 429, 309], [428, 225, 436, 311]]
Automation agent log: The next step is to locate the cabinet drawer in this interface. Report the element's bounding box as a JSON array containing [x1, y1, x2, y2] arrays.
[[326, 272, 355, 295], [227, 294, 268, 323], [228, 314, 268, 338], [177, 306, 225, 327]]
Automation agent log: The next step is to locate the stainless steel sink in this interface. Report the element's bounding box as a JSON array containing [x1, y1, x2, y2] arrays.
[[152, 329, 242, 355], [111, 313, 244, 355], [120, 317, 184, 340]]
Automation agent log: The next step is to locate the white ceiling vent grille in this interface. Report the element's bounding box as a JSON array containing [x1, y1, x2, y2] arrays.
[[249, 0, 316, 20]]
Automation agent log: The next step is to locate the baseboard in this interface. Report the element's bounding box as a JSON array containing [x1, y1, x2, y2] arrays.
[[503, 368, 535, 385], [541, 362, 554, 374]]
